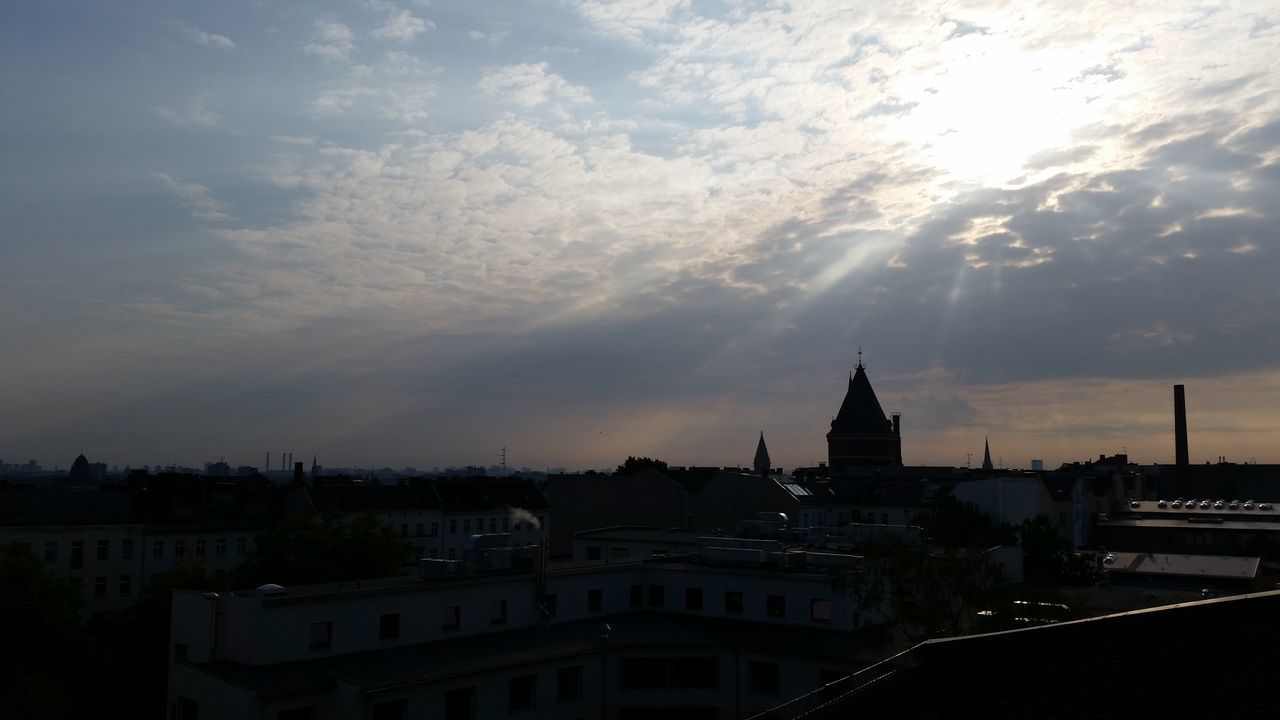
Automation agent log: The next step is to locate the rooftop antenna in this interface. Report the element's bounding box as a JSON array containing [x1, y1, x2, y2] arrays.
[[857, 346, 863, 369], [965, 452, 973, 468], [500, 446, 507, 477]]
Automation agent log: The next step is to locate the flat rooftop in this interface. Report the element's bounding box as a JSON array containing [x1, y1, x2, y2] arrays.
[[1104, 551, 1260, 579]]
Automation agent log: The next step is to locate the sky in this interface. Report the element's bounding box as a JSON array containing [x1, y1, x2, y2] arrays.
[[3, 0, 1279, 473]]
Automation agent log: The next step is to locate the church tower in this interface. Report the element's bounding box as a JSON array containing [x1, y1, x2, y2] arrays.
[[754, 432, 771, 476], [826, 358, 902, 469]]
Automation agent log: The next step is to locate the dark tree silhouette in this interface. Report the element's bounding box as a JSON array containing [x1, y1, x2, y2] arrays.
[[615, 456, 669, 475], [235, 510, 407, 587]]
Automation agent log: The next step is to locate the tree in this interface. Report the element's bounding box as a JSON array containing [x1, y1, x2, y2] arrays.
[[1018, 515, 1102, 587], [615, 456, 669, 475], [0, 542, 84, 719], [235, 510, 408, 587], [913, 494, 1016, 548]]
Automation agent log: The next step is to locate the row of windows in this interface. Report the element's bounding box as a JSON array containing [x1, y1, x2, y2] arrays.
[[307, 599, 516, 652], [90, 575, 133, 598], [151, 536, 249, 560], [622, 584, 833, 622], [446, 515, 546, 536]]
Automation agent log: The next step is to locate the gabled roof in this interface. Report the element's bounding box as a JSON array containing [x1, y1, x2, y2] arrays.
[[830, 364, 893, 435]]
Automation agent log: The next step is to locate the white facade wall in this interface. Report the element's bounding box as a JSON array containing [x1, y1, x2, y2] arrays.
[[0, 523, 145, 613], [952, 477, 1053, 527], [143, 530, 256, 581]]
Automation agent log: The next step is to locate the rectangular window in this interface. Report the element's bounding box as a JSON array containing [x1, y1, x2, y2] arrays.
[[215, 538, 226, 557], [429, 548, 438, 558], [153, 540, 164, 559], [236, 537, 247, 555], [766, 594, 786, 618], [120, 575, 132, 596], [195, 539, 206, 557], [557, 665, 584, 703], [175, 539, 186, 559], [725, 590, 743, 615], [97, 539, 110, 561], [630, 584, 643, 607], [880, 513, 889, 525], [416, 523, 423, 537], [94, 576, 107, 598], [431, 522, 439, 537], [586, 545, 602, 561], [508, 674, 536, 712], [442, 606, 461, 632], [371, 701, 405, 720], [309, 621, 333, 650], [450, 519, 458, 535], [648, 584, 665, 607], [489, 518, 497, 532], [380, 613, 401, 641], [588, 589, 602, 613], [463, 519, 471, 535], [685, 587, 703, 611], [400, 524, 409, 537], [491, 599, 507, 625], [445, 687, 476, 720], [749, 661, 780, 696], [811, 598, 832, 622], [44, 540, 57, 563], [502, 517, 509, 531], [672, 658, 718, 689], [609, 547, 630, 560], [71, 540, 84, 570], [121, 538, 133, 560], [447, 547, 456, 560]]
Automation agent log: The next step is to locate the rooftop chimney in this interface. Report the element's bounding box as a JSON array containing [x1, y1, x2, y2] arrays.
[[1174, 384, 1189, 468]]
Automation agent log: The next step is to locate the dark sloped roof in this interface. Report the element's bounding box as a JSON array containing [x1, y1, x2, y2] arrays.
[[0, 487, 138, 526], [830, 365, 893, 435], [431, 476, 549, 512], [310, 483, 442, 513]]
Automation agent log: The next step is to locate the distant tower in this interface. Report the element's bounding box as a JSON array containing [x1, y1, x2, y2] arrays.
[[982, 437, 993, 471], [826, 355, 902, 469], [754, 432, 772, 476]]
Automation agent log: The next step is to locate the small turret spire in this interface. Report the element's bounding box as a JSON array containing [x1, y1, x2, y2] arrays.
[[754, 431, 772, 476]]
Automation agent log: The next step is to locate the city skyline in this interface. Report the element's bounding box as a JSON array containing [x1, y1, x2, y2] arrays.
[[4, 1, 1279, 471]]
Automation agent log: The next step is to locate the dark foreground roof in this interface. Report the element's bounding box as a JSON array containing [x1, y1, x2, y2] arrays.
[[789, 590, 1280, 720]]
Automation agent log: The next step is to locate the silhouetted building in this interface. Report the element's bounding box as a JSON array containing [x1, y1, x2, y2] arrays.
[[754, 432, 772, 476], [826, 362, 902, 469]]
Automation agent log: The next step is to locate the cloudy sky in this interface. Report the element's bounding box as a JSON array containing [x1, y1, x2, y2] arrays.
[[3, 0, 1279, 472]]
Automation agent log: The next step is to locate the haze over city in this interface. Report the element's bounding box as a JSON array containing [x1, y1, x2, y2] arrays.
[[4, 0, 1278, 471]]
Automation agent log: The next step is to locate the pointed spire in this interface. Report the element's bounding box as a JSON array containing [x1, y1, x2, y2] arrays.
[[982, 437, 993, 470], [831, 364, 893, 434], [754, 431, 772, 476]]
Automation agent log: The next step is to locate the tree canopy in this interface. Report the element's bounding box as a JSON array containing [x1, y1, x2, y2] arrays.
[[235, 510, 408, 587], [615, 456, 669, 475]]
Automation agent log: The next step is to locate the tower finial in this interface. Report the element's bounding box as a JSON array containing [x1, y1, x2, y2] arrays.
[[857, 346, 863, 369]]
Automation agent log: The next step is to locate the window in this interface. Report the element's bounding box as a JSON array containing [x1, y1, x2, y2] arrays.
[[487, 518, 495, 532], [277, 708, 317, 720], [685, 587, 703, 611], [380, 613, 401, 641], [236, 537, 247, 555], [508, 674, 536, 712], [587, 589, 602, 613], [215, 538, 226, 557], [442, 606, 461, 632], [1058, 512, 1068, 527], [121, 538, 133, 560], [71, 540, 84, 570], [447, 547, 456, 560], [810, 598, 832, 622], [416, 523, 424, 537], [120, 575, 132, 596], [371, 700, 406, 720], [195, 539, 206, 557], [175, 540, 186, 559], [502, 517, 510, 531], [630, 584, 643, 607], [648, 584, 665, 607], [464, 519, 472, 535], [491, 599, 508, 625], [725, 590, 743, 614], [586, 545, 602, 561], [309, 621, 333, 650], [766, 594, 786, 618], [429, 548, 438, 558], [431, 522, 439, 537], [609, 547, 630, 560], [557, 665, 584, 703], [401, 524, 409, 537], [450, 519, 458, 535], [671, 658, 718, 689], [95, 576, 107, 598], [44, 541, 57, 563], [153, 540, 164, 559], [97, 539, 110, 561], [445, 687, 476, 720], [749, 661, 780, 695], [880, 513, 889, 525]]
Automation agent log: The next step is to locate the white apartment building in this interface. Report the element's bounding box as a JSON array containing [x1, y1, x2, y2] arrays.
[[169, 546, 885, 720]]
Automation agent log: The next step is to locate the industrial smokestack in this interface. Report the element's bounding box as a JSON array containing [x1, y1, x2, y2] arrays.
[[1174, 384, 1189, 468]]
